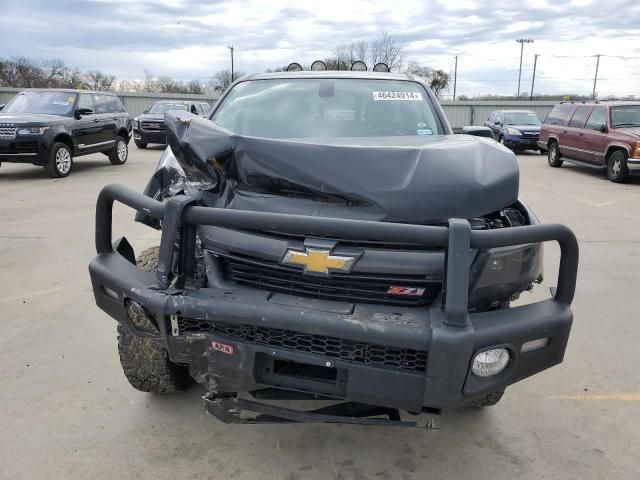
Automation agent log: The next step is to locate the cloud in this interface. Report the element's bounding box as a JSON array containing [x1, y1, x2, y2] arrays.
[[1, 0, 639, 96]]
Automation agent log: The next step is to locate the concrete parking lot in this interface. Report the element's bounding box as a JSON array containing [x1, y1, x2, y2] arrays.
[[1, 145, 639, 479]]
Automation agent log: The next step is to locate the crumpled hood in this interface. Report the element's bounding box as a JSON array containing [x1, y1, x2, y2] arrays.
[[165, 111, 519, 224]]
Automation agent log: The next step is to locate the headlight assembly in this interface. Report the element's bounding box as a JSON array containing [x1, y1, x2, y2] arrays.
[[469, 243, 543, 310], [505, 127, 522, 135], [17, 127, 49, 135]]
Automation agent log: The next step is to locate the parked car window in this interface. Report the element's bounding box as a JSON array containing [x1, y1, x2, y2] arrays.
[[92, 94, 109, 114], [585, 106, 607, 130], [2, 90, 77, 116], [568, 106, 591, 128], [488, 112, 496, 123], [106, 95, 125, 113], [495, 112, 503, 124], [148, 102, 188, 114], [213, 78, 443, 138], [77, 94, 95, 112], [611, 106, 640, 128], [504, 111, 541, 125], [545, 103, 574, 125]]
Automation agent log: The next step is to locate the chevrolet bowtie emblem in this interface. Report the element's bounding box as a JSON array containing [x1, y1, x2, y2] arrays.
[[282, 248, 356, 275]]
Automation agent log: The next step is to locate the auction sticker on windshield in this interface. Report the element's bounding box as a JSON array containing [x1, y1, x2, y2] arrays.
[[372, 91, 423, 101]]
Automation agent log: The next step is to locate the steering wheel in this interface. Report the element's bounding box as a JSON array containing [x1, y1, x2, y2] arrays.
[[366, 126, 405, 136]]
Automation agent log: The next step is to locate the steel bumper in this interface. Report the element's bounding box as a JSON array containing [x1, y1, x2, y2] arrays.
[[89, 184, 578, 411]]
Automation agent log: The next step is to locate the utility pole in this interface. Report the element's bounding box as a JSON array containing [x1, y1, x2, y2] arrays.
[[530, 54, 539, 100], [592, 54, 601, 100], [516, 38, 534, 99], [228, 45, 235, 83], [453, 55, 458, 101]]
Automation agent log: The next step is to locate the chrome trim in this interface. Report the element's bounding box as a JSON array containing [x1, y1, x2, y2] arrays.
[[77, 140, 116, 149], [0, 152, 37, 156]]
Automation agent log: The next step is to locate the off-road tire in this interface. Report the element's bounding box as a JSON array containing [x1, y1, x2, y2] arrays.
[[135, 141, 147, 149], [547, 141, 563, 168], [470, 390, 504, 407], [117, 246, 193, 393], [45, 142, 73, 177], [108, 135, 128, 165], [607, 150, 629, 183]]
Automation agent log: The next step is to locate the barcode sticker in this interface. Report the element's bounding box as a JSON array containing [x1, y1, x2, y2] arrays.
[[372, 91, 423, 101]]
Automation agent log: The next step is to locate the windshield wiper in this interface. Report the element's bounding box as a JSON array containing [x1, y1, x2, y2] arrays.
[[613, 123, 640, 128]]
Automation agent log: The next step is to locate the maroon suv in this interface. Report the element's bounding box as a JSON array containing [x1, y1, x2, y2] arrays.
[[538, 102, 640, 182]]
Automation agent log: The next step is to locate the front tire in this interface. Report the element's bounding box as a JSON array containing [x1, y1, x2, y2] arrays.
[[109, 136, 128, 165], [117, 246, 193, 393], [607, 150, 629, 183], [547, 142, 563, 168], [45, 142, 73, 178]]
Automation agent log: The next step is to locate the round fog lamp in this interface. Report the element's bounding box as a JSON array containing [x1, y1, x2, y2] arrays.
[[472, 348, 510, 377]]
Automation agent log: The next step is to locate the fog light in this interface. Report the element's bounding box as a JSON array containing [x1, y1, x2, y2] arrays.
[[472, 348, 510, 377], [125, 299, 157, 331], [521, 337, 549, 353]]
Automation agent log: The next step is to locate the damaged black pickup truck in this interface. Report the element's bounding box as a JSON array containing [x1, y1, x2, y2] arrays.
[[89, 71, 578, 426]]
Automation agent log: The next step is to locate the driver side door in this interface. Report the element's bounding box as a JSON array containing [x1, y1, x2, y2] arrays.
[[72, 94, 103, 154]]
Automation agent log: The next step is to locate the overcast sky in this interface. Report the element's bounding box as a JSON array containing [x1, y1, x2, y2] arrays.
[[2, 0, 639, 97]]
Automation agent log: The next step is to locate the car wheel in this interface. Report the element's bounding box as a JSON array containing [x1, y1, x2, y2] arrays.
[[45, 142, 73, 178], [109, 136, 128, 165], [547, 142, 563, 168], [117, 246, 193, 393], [607, 150, 629, 183], [135, 141, 147, 149]]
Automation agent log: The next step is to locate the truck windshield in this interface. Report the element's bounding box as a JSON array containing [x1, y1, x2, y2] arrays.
[[503, 112, 541, 125], [3, 91, 77, 116], [611, 106, 640, 128], [212, 78, 443, 139], [148, 103, 188, 114]]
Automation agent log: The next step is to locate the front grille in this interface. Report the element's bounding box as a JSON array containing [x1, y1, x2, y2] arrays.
[[0, 141, 38, 154], [215, 251, 440, 307], [177, 318, 428, 373], [141, 121, 164, 131], [522, 131, 539, 138], [0, 126, 16, 139]]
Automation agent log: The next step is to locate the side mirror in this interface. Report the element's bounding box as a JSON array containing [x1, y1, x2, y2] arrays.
[[143, 108, 149, 114], [74, 107, 93, 119], [494, 120, 501, 126], [462, 126, 495, 140], [599, 124, 607, 133], [0, 104, 5, 111]]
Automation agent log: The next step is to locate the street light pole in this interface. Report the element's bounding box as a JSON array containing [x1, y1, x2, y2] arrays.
[[228, 45, 235, 83], [530, 54, 538, 100], [453, 55, 458, 101], [516, 38, 533, 99], [592, 54, 601, 100]]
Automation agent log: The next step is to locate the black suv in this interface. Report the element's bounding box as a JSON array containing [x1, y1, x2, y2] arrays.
[[89, 72, 578, 426], [133, 100, 210, 149], [0, 89, 132, 177]]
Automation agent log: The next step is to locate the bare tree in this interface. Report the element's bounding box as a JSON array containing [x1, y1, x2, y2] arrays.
[[211, 69, 245, 93], [82, 70, 116, 91], [405, 61, 450, 97], [335, 39, 368, 69], [333, 32, 405, 71], [369, 32, 404, 71]]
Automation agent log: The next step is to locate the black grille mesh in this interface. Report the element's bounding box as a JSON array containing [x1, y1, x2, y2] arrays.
[[216, 252, 440, 307], [177, 317, 428, 373]]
